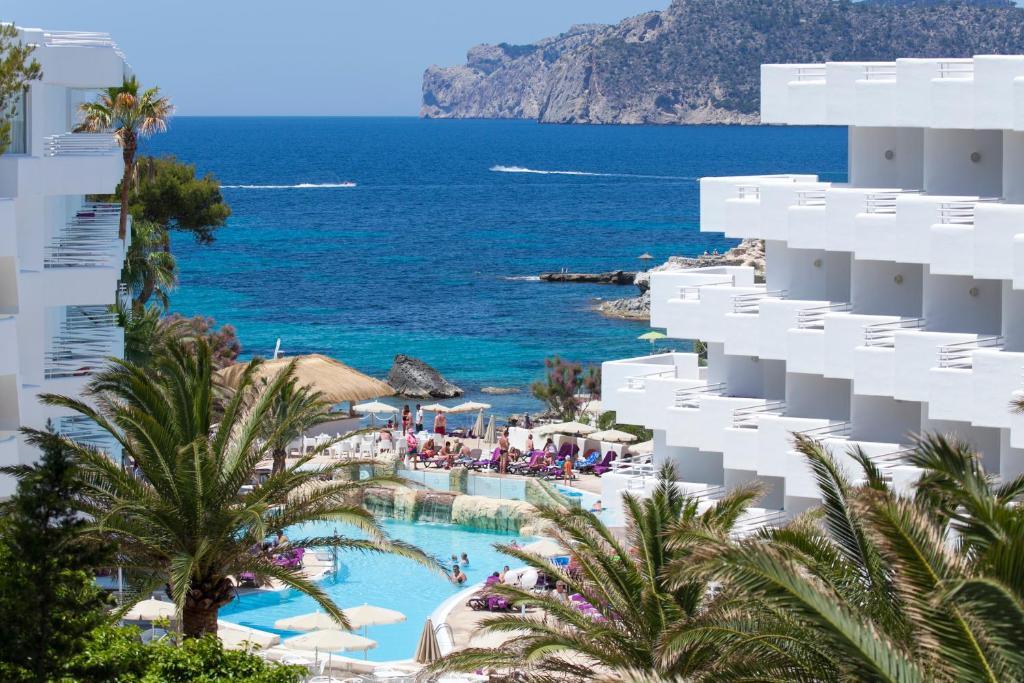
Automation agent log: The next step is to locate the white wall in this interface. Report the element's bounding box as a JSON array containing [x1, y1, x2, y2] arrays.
[[786, 373, 851, 420], [851, 396, 920, 443], [924, 128, 1003, 197], [852, 260, 923, 317], [923, 273, 1001, 335], [849, 126, 924, 189], [1003, 283, 1024, 351], [1002, 130, 1024, 201]]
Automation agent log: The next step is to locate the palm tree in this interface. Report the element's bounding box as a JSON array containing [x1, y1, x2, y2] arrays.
[[429, 464, 763, 681], [122, 218, 177, 311], [262, 377, 335, 476], [77, 76, 173, 241], [676, 433, 1024, 682], [42, 338, 436, 638]]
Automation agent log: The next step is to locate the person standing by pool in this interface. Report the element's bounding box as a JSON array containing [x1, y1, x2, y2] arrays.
[[525, 433, 535, 453], [405, 431, 418, 469], [433, 411, 447, 436], [415, 404, 424, 432], [563, 449, 575, 485], [402, 405, 411, 434]]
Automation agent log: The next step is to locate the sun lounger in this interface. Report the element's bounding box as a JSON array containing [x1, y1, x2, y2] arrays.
[[579, 450, 613, 474], [467, 448, 500, 471], [509, 451, 544, 475], [592, 452, 617, 476]]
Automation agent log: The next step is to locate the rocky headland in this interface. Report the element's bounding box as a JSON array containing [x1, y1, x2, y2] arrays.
[[386, 354, 464, 398], [422, 0, 1024, 125], [597, 239, 766, 321], [539, 270, 636, 285]]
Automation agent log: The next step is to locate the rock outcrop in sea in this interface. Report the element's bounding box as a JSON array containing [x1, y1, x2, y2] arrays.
[[422, 0, 1024, 125], [599, 239, 766, 321], [386, 354, 464, 398], [539, 270, 636, 284]]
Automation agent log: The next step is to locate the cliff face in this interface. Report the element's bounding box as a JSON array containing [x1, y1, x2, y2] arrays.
[[422, 0, 1024, 125]]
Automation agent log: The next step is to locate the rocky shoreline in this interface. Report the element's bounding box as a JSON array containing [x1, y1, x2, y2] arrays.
[[594, 239, 766, 321], [539, 270, 636, 285]]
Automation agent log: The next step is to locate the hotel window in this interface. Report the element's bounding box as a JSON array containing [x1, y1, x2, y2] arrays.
[[4, 89, 26, 154]]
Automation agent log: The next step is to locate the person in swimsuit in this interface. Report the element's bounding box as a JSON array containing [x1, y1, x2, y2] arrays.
[[452, 565, 466, 585]]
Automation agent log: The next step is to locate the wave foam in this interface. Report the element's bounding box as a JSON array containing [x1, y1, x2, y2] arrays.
[[222, 182, 357, 189], [490, 165, 693, 181], [502, 275, 542, 281]]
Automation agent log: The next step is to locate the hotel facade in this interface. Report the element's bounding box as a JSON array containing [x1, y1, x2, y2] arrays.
[[0, 27, 128, 496], [602, 56, 1024, 529]]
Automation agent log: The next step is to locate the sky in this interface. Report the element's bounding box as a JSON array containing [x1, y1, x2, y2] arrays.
[[7, 1, 669, 116]]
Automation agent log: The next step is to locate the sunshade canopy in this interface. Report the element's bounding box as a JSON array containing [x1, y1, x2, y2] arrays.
[[421, 403, 451, 412], [588, 429, 638, 443], [415, 618, 442, 664], [284, 629, 377, 652], [274, 610, 340, 632], [447, 401, 492, 413], [637, 331, 667, 341], [216, 354, 394, 405], [521, 538, 569, 558], [218, 621, 280, 650], [353, 401, 397, 414], [628, 439, 654, 455], [342, 604, 406, 629], [123, 598, 176, 621], [638, 252, 654, 260], [535, 421, 597, 437]]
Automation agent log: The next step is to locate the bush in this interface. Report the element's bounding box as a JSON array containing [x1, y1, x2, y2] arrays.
[[65, 626, 305, 683]]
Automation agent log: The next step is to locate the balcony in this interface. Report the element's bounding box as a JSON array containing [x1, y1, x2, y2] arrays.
[[43, 133, 119, 157], [45, 203, 122, 268], [55, 415, 120, 461], [699, 174, 822, 240], [649, 266, 756, 340], [761, 55, 1024, 130], [601, 353, 703, 426], [44, 305, 122, 380]]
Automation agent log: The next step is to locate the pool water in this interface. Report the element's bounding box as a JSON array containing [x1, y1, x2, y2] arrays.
[[220, 519, 525, 661]]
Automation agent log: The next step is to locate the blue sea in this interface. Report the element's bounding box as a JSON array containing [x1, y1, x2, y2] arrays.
[[144, 118, 847, 417]]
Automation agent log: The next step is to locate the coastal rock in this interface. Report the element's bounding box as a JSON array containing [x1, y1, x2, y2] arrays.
[[539, 270, 636, 285], [422, 0, 1024, 125], [386, 354, 464, 399], [450, 495, 537, 533], [480, 386, 521, 395], [598, 239, 765, 321]]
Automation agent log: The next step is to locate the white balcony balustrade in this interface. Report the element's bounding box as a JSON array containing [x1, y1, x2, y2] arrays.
[[731, 289, 788, 315], [937, 336, 1005, 369], [56, 414, 120, 460], [44, 203, 121, 268], [731, 400, 787, 429], [45, 306, 121, 380], [674, 382, 726, 409], [43, 132, 119, 157]]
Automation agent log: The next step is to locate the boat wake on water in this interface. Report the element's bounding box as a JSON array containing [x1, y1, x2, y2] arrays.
[[489, 165, 694, 181], [221, 182, 357, 189]]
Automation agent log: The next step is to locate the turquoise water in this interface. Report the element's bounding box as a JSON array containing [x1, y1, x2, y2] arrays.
[[219, 519, 525, 662], [143, 118, 847, 416]]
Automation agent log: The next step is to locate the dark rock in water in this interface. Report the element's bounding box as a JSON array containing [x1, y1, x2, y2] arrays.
[[540, 270, 636, 285], [386, 354, 464, 398], [480, 386, 520, 395]]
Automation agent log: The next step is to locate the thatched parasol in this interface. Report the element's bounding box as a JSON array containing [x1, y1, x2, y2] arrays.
[[215, 354, 394, 405]]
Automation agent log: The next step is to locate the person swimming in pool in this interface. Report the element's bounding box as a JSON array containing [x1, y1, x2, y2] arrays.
[[452, 565, 466, 585], [460, 552, 469, 566]]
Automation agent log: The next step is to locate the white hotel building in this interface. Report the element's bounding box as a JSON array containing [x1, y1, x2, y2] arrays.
[[0, 27, 129, 496], [602, 56, 1024, 528]]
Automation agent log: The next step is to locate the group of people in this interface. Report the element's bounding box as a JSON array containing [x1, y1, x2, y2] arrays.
[[450, 552, 471, 584], [395, 403, 446, 436]]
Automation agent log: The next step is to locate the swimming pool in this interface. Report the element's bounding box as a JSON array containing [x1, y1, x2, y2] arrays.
[[220, 519, 525, 662]]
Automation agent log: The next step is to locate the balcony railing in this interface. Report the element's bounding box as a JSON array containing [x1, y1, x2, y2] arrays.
[[796, 190, 827, 207], [626, 368, 677, 390], [43, 31, 126, 59], [732, 401, 787, 429], [732, 509, 786, 538], [45, 306, 120, 379], [796, 302, 852, 330], [674, 382, 726, 408], [55, 415, 119, 457], [43, 132, 119, 157], [732, 289, 788, 315], [678, 280, 734, 301], [736, 185, 760, 200], [863, 190, 919, 215], [937, 60, 974, 80], [794, 66, 826, 83], [937, 198, 998, 226], [44, 203, 121, 268], [797, 421, 852, 439], [937, 335, 1005, 369], [862, 64, 897, 81], [863, 317, 926, 348]]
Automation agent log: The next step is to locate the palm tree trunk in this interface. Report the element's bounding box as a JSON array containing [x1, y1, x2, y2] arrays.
[[182, 578, 235, 638], [118, 135, 137, 242], [272, 446, 286, 476]]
